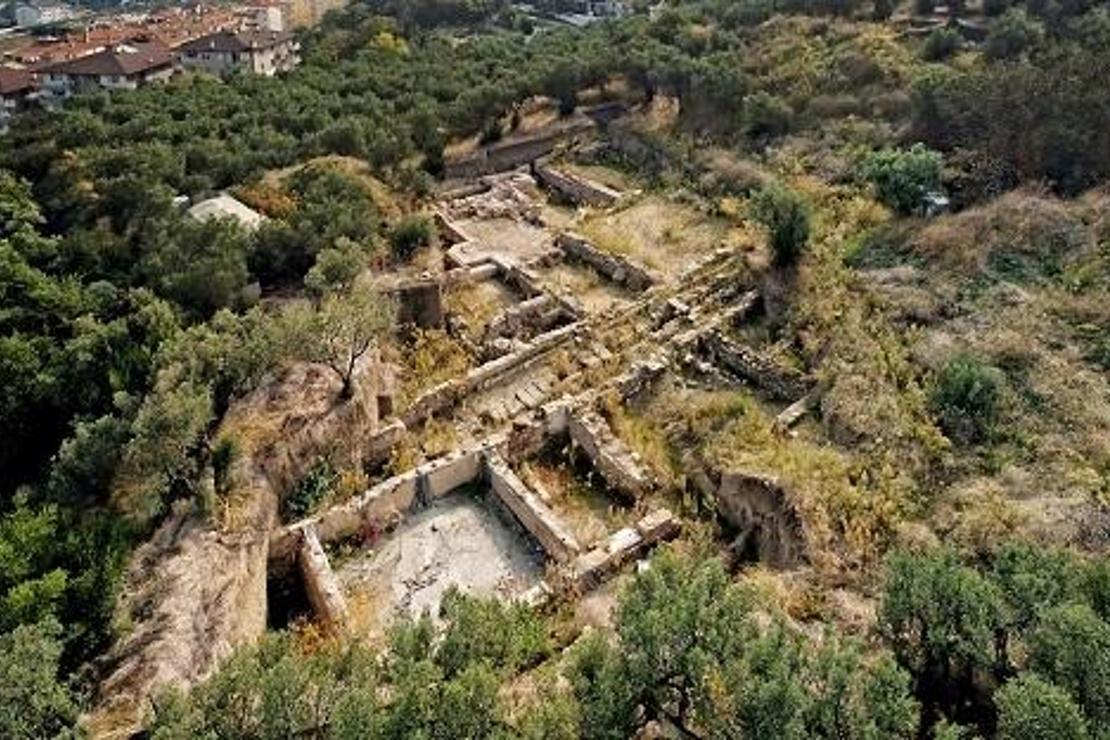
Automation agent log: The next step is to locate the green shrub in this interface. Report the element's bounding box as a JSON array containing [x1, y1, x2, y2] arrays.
[[861, 144, 944, 216], [750, 183, 812, 267], [995, 674, 1090, 740], [741, 92, 795, 142], [211, 436, 239, 495], [873, 0, 895, 19], [923, 28, 962, 61], [984, 9, 1043, 61], [282, 459, 336, 522], [0, 620, 78, 740], [929, 353, 1005, 445], [389, 215, 435, 262], [478, 117, 503, 145]]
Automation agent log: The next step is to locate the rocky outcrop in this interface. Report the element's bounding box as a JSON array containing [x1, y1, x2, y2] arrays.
[[716, 472, 806, 568], [85, 359, 389, 738]]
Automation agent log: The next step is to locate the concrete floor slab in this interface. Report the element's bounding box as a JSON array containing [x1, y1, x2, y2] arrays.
[[336, 494, 542, 632]]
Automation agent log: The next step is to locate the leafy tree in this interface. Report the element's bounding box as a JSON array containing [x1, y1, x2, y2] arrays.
[[153, 589, 543, 738], [0, 620, 79, 740], [995, 674, 1090, 740], [283, 286, 395, 400], [569, 550, 918, 738], [984, 9, 1044, 61], [879, 548, 1007, 719], [1028, 604, 1110, 728], [873, 0, 895, 19], [923, 28, 962, 61], [111, 378, 213, 524], [304, 237, 367, 297], [860, 144, 944, 215], [389, 215, 435, 262], [742, 92, 795, 142], [436, 587, 548, 678], [989, 541, 1085, 633], [139, 217, 252, 318], [750, 183, 812, 267]]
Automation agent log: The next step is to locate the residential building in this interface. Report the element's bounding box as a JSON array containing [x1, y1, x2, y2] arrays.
[[177, 29, 298, 77], [40, 41, 175, 97], [0, 67, 36, 127]]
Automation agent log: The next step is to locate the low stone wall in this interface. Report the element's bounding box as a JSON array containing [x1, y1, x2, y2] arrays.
[[444, 119, 596, 179], [486, 451, 581, 563], [533, 160, 621, 207], [568, 411, 652, 502], [556, 232, 657, 292], [433, 210, 473, 244], [298, 525, 349, 628], [463, 321, 580, 391], [700, 331, 810, 401], [484, 294, 574, 342], [571, 508, 680, 590], [489, 256, 544, 298], [271, 445, 487, 562]]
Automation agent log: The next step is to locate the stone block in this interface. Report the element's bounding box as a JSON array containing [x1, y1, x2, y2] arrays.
[[486, 452, 581, 563], [298, 525, 348, 628], [424, 451, 482, 498]]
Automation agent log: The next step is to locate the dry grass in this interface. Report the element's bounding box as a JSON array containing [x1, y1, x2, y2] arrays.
[[444, 279, 517, 342], [912, 187, 1085, 274], [388, 329, 472, 406], [703, 403, 916, 572], [789, 177, 947, 473], [521, 460, 630, 548], [561, 162, 638, 193], [577, 196, 739, 275]]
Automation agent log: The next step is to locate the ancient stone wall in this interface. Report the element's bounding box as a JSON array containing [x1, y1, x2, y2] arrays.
[[533, 160, 622, 207], [556, 232, 658, 291], [700, 331, 810, 401], [567, 410, 653, 502], [485, 451, 581, 563], [443, 118, 596, 179], [570, 508, 680, 590], [298, 525, 349, 628]]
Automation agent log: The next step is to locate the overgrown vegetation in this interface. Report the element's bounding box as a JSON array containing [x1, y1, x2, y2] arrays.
[[2, 0, 1110, 734]]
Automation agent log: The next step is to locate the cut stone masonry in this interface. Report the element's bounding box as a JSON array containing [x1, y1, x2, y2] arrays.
[[298, 525, 349, 629], [567, 410, 653, 502], [485, 450, 582, 563], [533, 159, 622, 207], [556, 232, 658, 291], [699, 330, 810, 401]]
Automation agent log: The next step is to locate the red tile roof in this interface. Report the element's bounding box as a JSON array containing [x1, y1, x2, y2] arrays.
[[42, 41, 174, 78], [0, 68, 35, 95]]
